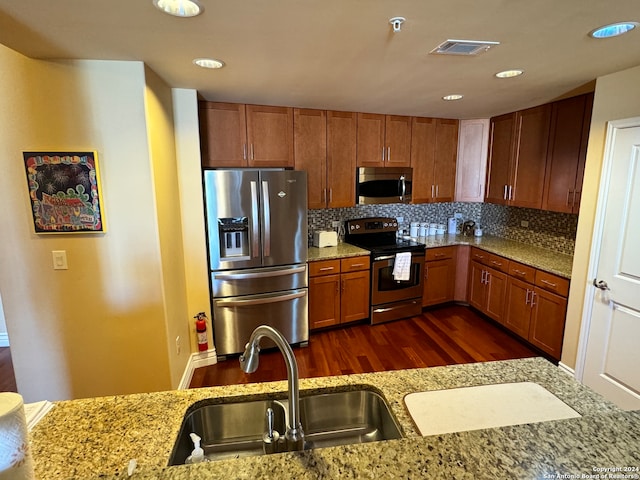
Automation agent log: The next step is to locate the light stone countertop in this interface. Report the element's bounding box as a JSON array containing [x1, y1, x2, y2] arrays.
[[309, 234, 574, 278], [29, 357, 639, 479]]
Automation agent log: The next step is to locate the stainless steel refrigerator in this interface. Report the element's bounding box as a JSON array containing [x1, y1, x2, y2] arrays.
[[204, 169, 308, 357]]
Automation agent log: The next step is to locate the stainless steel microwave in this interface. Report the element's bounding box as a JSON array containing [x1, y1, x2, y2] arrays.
[[356, 167, 412, 205]]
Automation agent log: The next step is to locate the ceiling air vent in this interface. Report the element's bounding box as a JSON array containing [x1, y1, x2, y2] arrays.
[[430, 39, 500, 56]]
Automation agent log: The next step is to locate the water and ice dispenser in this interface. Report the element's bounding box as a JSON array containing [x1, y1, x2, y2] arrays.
[[218, 217, 249, 259]]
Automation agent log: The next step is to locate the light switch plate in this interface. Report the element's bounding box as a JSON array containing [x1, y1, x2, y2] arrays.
[[52, 250, 68, 270]]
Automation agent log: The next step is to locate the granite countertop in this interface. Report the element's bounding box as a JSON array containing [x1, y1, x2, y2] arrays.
[[309, 235, 574, 278], [30, 358, 639, 479]]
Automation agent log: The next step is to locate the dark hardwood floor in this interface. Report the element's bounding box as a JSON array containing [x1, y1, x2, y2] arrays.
[[189, 304, 539, 388], [0, 347, 18, 393]]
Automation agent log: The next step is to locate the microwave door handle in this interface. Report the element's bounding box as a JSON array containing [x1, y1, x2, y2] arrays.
[[399, 175, 406, 202], [250, 181, 260, 258], [261, 180, 271, 257]]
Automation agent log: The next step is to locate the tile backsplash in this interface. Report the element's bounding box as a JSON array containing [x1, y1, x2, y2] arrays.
[[309, 203, 577, 255]]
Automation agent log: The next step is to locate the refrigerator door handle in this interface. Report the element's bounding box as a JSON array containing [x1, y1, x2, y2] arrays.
[[214, 265, 306, 280], [216, 291, 306, 307], [250, 181, 260, 258], [261, 180, 271, 257]]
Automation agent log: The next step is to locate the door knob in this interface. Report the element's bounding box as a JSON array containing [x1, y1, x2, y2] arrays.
[[593, 279, 610, 291]]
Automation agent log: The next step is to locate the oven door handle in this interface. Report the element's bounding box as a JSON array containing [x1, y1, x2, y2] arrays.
[[374, 253, 424, 262]]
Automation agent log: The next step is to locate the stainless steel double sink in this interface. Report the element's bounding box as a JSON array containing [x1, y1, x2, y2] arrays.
[[168, 388, 402, 464]]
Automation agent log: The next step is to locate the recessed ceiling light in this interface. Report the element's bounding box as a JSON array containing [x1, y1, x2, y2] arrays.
[[442, 94, 464, 101], [495, 69, 524, 78], [589, 22, 638, 38], [153, 0, 203, 18], [193, 58, 225, 69]]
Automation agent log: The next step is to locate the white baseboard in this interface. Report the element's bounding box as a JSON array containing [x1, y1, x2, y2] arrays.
[[0, 333, 9, 347], [558, 362, 575, 377], [178, 348, 218, 390]]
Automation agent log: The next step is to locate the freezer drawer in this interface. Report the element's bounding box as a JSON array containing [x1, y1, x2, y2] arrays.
[[211, 264, 308, 298], [213, 288, 309, 356]]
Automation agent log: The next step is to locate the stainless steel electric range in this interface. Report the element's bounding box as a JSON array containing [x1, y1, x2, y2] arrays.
[[344, 217, 425, 325]]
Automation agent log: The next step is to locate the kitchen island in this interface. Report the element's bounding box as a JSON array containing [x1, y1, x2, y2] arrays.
[[30, 357, 639, 479]]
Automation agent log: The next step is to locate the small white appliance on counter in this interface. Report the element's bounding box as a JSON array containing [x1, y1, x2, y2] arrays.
[[313, 230, 338, 248]]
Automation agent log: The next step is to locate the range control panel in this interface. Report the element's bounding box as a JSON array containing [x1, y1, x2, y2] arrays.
[[345, 217, 399, 235]]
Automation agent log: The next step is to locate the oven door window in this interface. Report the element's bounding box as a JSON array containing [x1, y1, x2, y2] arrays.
[[376, 261, 421, 290]]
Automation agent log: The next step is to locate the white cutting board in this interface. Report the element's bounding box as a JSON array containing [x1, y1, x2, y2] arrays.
[[404, 382, 581, 436]]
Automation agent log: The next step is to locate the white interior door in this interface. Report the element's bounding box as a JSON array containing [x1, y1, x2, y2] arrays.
[[578, 117, 640, 410]]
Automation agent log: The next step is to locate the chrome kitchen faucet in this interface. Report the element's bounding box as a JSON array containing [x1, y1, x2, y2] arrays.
[[239, 325, 305, 453]]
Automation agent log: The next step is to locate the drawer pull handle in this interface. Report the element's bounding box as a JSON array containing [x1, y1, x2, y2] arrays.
[[491, 260, 502, 266], [349, 263, 365, 267], [319, 267, 335, 272], [513, 269, 527, 276], [540, 279, 557, 288]]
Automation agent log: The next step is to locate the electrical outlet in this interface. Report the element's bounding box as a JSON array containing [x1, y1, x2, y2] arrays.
[[175, 336, 181, 355], [521, 220, 529, 228], [397, 216, 404, 223], [331, 220, 340, 228], [454, 212, 463, 220]]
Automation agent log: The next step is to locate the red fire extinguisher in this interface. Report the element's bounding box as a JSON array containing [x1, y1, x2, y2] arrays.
[[194, 312, 208, 352]]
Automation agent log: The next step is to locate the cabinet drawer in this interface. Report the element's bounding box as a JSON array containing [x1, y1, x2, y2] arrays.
[[470, 247, 489, 264], [426, 246, 455, 262], [308, 259, 341, 277], [508, 261, 536, 284], [486, 253, 510, 273], [535, 270, 570, 297], [341, 255, 370, 272]]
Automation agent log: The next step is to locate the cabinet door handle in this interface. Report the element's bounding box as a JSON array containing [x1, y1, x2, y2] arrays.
[[250, 144, 255, 160], [566, 189, 572, 206], [503, 185, 508, 200], [540, 279, 557, 288], [480, 270, 486, 284], [431, 185, 435, 198], [530, 291, 536, 308], [525, 289, 531, 305], [572, 189, 578, 207], [243, 143, 247, 161], [341, 278, 345, 293], [387, 147, 391, 162], [508, 185, 513, 200], [323, 188, 327, 205], [425, 266, 429, 280], [329, 188, 333, 203], [382, 147, 385, 162], [486, 271, 491, 284], [436, 185, 439, 197]]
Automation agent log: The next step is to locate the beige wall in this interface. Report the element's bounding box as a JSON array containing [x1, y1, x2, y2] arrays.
[[0, 44, 183, 401], [143, 67, 192, 386], [562, 63, 640, 370], [171, 89, 213, 353]]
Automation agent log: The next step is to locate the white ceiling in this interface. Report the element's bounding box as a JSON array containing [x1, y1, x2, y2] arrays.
[[1, 0, 639, 119]]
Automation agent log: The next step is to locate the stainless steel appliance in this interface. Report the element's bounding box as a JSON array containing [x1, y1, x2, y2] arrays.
[[204, 169, 308, 357], [356, 167, 412, 205], [345, 217, 425, 325]]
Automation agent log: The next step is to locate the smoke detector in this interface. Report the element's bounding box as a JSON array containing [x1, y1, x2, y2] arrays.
[[430, 39, 500, 56], [389, 17, 406, 33]]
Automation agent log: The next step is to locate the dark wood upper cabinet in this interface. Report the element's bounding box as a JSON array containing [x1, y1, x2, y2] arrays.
[[411, 117, 458, 203], [357, 114, 411, 167], [294, 108, 327, 209], [542, 93, 594, 213], [326, 111, 357, 208], [199, 102, 293, 168], [485, 113, 516, 205]]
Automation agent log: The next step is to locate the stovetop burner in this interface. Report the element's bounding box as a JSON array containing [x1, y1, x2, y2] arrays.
[[344, 217, 425, 255]]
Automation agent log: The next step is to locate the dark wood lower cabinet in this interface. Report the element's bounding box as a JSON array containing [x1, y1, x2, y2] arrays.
[[423, 247, 456, 307], [309, 256, 370, 330], [529, 288, 567, 359], [467, 261, 507, 324]]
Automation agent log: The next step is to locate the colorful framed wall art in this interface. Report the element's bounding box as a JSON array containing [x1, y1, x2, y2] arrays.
[[23, 151, 106, 234]]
